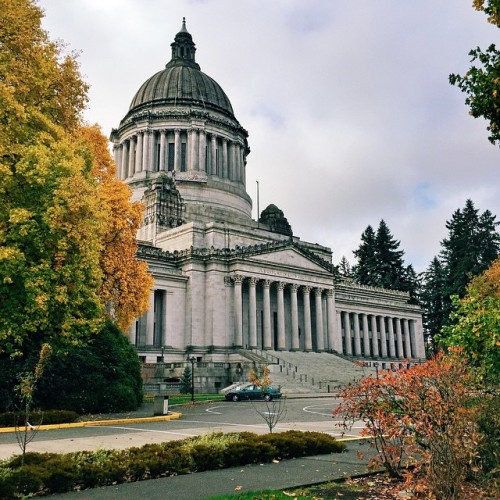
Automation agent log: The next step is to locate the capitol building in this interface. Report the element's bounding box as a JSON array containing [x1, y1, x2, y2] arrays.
[[110, 20, 425, 391]]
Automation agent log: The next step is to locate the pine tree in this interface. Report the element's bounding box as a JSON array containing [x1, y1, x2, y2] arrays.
[[338, 256, 353, 278], [440, 200, 499, 316], [420, 257, 448, 348], [180, 366, 192, 395], [372, 220, 406, 290], [352, 225, 377, 286], [352, 221, 417, 297], [421, 200, 499, 345]]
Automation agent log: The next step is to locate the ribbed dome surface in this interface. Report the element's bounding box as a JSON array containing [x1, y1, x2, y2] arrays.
[[129, 65, 234, 116]]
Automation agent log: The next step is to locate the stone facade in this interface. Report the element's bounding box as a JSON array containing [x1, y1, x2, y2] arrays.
[[110, 20, 425, 390]]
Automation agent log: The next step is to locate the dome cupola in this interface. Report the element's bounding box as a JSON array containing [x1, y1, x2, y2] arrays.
[[110, 19, 252, 240]]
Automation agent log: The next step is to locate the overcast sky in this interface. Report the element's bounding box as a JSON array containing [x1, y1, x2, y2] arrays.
[[39, 0, 499, 272]]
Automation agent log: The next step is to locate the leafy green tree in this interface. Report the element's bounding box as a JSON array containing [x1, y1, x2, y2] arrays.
[[0, 1, 152, 357], [449, 1, 500, 146], [438, 258, 500, 384], [32, 321, 143, 413], [0, 0, 105, 356]]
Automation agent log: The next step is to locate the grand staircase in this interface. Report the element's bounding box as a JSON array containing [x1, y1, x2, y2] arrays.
[[237, 349, 377, 394]]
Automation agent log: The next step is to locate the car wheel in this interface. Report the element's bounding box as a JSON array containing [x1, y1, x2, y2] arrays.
[[232, 394, 240, 402], [264, 394, 272, 402]]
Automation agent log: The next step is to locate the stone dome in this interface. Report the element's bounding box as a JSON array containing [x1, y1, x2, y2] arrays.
[[129, 66, 234, 116], [128, 19, 234, 117]]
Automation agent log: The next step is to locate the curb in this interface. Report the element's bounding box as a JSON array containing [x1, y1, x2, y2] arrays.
[[0, 412, 182, 434]]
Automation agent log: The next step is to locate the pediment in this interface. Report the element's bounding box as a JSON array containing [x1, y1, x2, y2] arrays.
[[247, 248, 331, 274]]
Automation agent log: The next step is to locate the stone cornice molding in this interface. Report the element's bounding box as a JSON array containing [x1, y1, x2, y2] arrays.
[[118, 108, 248, 138], [136, 239, 334, 273]]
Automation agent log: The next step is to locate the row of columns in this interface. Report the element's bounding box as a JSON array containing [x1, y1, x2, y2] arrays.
[[339, 311, 417, 359], [113, 129, 246, 183], [232, 275, 337, 352]]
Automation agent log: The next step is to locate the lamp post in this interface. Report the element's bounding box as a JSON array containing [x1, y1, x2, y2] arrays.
[[374, 362, 379, 379], [188, 356, 196, 402]]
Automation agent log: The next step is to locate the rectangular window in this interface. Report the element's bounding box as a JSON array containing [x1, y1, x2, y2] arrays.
[[181, 143, 187, 172], [155, 144, 160, 172], [168, 143, 175, 171]]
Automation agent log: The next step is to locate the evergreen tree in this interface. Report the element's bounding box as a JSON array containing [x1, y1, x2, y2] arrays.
[[180, 366, 192, 394], [421, 200, 499, 345], [440, 200, 499, 321], [420, 257, 448, 348], [352, 225, 377, 286], [353, 220, 418, 297], [372, 220, 406, 290], [338, 256, 353, 278]]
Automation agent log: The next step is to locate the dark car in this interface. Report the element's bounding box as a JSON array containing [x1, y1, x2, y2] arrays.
[[224, 384, 282, 402]]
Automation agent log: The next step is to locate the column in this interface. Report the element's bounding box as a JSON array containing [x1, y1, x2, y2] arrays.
[[371, 315, 379, 357], [135, 131, 143, 172], [159, 130, 167, 171], [395, 318, 404, 358], [326, 289, 337, 352], [189, 129, 198, 171], [342, 311, 352, 355], [409, 320, 416, 358], [146, 291, 155, 346], [387, 317, 396, 358], [263, 280, 272, 349], [210, 134, 217, 175], [290, 284, 300, 350], [222, 138, 228, 178], [128, 322, 136, 345], [233, 275, 243, 347], [174, 129, 181, 172], [142, 130, 150, 171], [362, 314, 370, 357], [149, 130, 155, 171], [199, 130, 207, 172], [112, 143, 120, 177], [379, 316, 388, 358], [235, 142, 241, 181], [277, 282, 286, 350], [228, 142, 234, 180], [403, 319, 411, 358], [248, 278, 258, 348], [353, 313, 361, 356], [127, 135, 136, 178], [314, 288, 324, 351], [303, 286, 312, 351], [121, 141, 129, 180]]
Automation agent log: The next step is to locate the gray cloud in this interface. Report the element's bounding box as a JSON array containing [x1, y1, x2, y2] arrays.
[[40, 0, 500, 272]]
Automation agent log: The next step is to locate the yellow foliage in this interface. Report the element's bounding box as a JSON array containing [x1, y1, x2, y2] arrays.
[[78, 125, 153, 331]]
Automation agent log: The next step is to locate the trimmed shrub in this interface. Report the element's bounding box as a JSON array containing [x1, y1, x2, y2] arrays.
[[0, 430, 346, 497], [0, 409, 79, 427]]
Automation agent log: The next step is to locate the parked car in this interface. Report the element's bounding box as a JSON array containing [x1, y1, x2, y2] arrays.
[[224, 383, 282, 402]]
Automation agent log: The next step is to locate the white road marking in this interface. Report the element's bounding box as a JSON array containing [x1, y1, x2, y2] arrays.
[[205, 406, 224, 414]]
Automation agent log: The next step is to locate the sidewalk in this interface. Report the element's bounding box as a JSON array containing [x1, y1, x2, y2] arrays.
[[54, 438, 373, 499]]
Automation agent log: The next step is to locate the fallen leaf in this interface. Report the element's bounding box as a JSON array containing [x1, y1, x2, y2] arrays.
[[234, 485, 242, 491]]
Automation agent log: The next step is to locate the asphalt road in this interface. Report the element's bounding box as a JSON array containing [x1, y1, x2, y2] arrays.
[[0, 397, 364, 460]]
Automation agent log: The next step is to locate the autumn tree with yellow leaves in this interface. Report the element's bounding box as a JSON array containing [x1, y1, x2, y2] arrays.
[[79, 126, 153, 332], [0, 0, 151, 358]]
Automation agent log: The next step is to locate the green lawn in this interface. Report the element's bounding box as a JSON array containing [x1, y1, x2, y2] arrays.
[[145, 393, 226, 405]]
